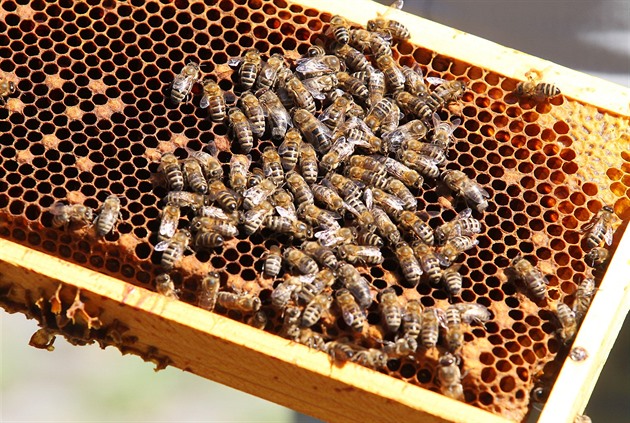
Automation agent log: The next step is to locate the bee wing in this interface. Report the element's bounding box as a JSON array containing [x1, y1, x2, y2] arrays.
[[342, 201, 359, 216], [159, 219, 178, 239], [364, 188, 373, 209], [227, 56, 244, 67], [457, 208, 473, 220], [436, 252, 451, 267], [49, 201, 68, 215], [277, 138, 290, 156], [604, 226, 615, 246], [154, 240, 171, 251], [296, 58, 330, 74], [199, 93, 210, 109], [276, 205, 297, 221], [450, 116, 462, 129], [342, 310, 356, 326], [426, 76, 447, 86], [301, 77, 327, 100]]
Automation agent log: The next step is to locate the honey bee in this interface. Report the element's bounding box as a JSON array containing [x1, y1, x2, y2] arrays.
[[271, 276, 303, 310], [395, 242, 424, 288], [355, 230, 384, 247], [431, 113, 462, 150], [207, 179, 239, 212], [258, 88, 293, 140], [285, 171, 314, 205], [441, 264, 463, 295], [585, 246, 609, 267], [227, 154, 250, 195], [385, 178, 416, 211], [157, 204, 181, 243], [229, 48, 262, 90], [296, 269, 335, 304], [0, 76, 17, 106], [190, 216, 238, 238], [155, 229, 192, 271], [165, 191, 207, 211], [437, 352, 464, 401], [193, 229, 225, 250], [301, 293, 333, 328], [396, 210, 434, 245], [255, 53, 286, 91], [247, 310, 268, 329], [284, 247, 319, 275], [439, 235, 478, 265], [435, 208, 482, 245], [217, 290, 262, 313], [421, 78, 467, 119], [412, 241, 442, 285], [259, 146, 283, 187], [344, 195, 376, 231], [182, 158, 208, 194], [198, 271, 221, 311], [348, 28, 373, 52], [301, 241, 339, 270], [365, 97, 396, 133], [188, 149, 224, 181], [516, 71, 561, 99], [371, 206, 402, 245], [382, 337, 418, 358], [346, 124, 388, 154], [281, 306, 302, 340], [301, 73, 339, 100], [573, 277, 595, 320], [272, 189, 297, 218], [372, 154, 424, 188], [337, 244, 384, 265], [402, 65, 429, 98], [401, 300, 423, 340], [94, 195, 122, 236], [320, 95, 353, 131], [284, 75, 316, 113], [299, 142, 319, 184], [398, 150, 441, 179], [380, 287, 402, 333], [155, 274, 180, 299], [335, 44, 371, 72], [243, 178, 277, 209], [454, 303, 491, 325], [227, 107, 255, 153], [375, 55, 405, 93], [307, 44, 326, 57], [50, 202, 94, 229], [298, 328, 327, 351], [444, 305, 464, 352], [325, 340, 357, 362], [264, 214, 313, 240], [263, 244, 283, 278], [295, 55, 343, 79], [381, 120, 428, 153], [367, 68, 386, 107], [248, 166, 265, 188], [348, 155, 389, 178], [401, 141, 447, 165], [380, 102, 401, 135], [242, 200, 274, 235], [367, 0, 410, 40], [29, 328, 56, 351], [442, 170, 490, 212], [196, 205, 239, 222], [421, 307, 443, 349], [159, 153, 185, 191], [314, 226, 357, 248], [582, 205, 616, 250], [321, 138, 364, 172], [298, 203, 341, 231], [336, 261, 373, 309], [311, 183, 346, 215], [555, 302, 577, 343], [395, 91, 427, 118], [510, 255, 549, 300], [293, 108, 332, 153], [239, 91, 266, 137], [352, 348, 388, 369], [199, 79, 226, 122], [277, 128, 303, 171], [325, 173, 362, 200], [329, 15, 350, 45], [170, 61, 200, 104], [336, 288, 366, 332], [335, 70, 369, 99]]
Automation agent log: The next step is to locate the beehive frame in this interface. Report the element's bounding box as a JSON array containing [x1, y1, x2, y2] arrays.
[[1, 0, 629, 422]]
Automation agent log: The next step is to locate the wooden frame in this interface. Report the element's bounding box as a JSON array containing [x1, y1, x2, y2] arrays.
[[1, 0, 629, 422]]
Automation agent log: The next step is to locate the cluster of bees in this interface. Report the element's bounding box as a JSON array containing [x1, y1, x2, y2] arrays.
[[38, 0, 620, 409]]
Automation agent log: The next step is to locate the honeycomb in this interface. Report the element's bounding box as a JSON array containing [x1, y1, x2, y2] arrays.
[[0, 0, 629, 421]]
